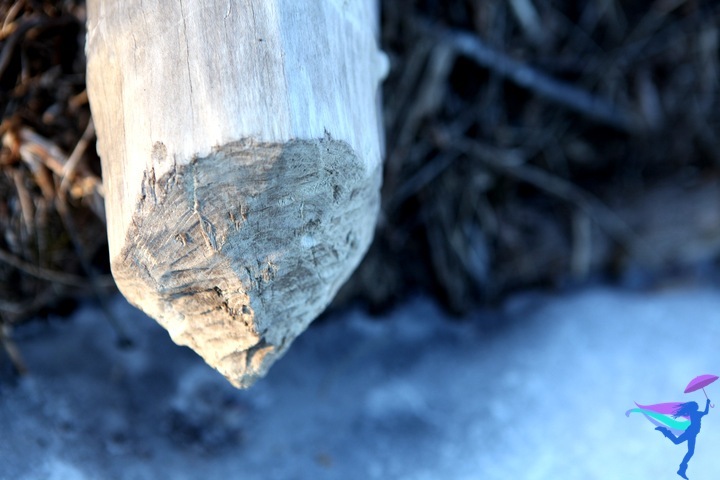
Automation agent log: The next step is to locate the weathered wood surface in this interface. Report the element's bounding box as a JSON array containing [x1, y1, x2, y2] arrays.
[[86, 0, 387, 387]]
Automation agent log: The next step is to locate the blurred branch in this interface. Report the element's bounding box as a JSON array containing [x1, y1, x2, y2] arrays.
[[0, 323, 26, 374], [452, 138, 636, 246], [0, 246, 113, 288], [429, 23, 643, 133], [0, 16, 74, 80]]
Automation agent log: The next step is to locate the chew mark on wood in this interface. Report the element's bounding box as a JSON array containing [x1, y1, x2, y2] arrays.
[[86, 0, 385, 388]]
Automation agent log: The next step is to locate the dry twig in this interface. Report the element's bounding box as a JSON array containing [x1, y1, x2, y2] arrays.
[[0, 245, 112, 288], [431, 23, 643, 133], [452, 138, 636, 245]]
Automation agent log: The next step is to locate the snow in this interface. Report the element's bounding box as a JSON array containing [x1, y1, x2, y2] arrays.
[[2, 285, 720, 479]]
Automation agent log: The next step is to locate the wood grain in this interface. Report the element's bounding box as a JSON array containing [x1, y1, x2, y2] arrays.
[[86, 0, 386, 387]]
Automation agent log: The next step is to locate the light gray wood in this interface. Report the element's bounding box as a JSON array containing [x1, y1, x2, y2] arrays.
[[86, 0, 387, 387]]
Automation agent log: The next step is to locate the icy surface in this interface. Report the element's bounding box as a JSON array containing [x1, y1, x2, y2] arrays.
[[2, 286, 720, 479]]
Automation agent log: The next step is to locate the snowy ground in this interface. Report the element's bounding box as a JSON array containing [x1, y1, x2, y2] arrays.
[[2, 284, 720, 479]]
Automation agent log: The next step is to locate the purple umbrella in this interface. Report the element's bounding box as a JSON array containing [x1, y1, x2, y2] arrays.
[[684, 374, 718, 408]]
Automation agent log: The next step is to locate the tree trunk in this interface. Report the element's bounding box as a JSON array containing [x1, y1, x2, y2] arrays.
[[86, 0, 387, 387]]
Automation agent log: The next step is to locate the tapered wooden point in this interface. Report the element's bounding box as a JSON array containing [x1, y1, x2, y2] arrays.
[[86, 0, 385, 387]]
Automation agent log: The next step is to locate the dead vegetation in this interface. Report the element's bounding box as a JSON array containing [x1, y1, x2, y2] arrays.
[[2, 0, 720, 327], [339, 0, 720, 312], [0, 0, 110, 332]]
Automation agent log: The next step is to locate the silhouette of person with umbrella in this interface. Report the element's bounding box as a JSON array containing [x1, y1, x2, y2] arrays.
[[628, 374, 717, 478], [654, 374, 717, 479], [655, 399, 710, 479]]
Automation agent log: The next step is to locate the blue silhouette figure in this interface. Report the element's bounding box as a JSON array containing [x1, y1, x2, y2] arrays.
[[655, 399, 710, 479]]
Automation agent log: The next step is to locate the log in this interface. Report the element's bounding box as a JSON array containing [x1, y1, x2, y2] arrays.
[[86, 0, 387, 387]]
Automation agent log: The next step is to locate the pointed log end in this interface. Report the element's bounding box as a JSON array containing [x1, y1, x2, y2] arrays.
[[110, 138, 380, 387]]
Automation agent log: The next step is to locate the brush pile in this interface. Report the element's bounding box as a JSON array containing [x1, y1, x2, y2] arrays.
[[3, 0, 720, 328], [0, 1, 108, 334], [340, 0, 720, 312]]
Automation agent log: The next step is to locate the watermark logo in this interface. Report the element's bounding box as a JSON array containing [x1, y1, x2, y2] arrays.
[[626, 374, 717, 479]]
